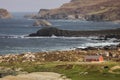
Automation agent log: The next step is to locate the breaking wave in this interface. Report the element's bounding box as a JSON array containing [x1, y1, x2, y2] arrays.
[[0, 34, 99, 40], [79, 42, 119, 48], [0, 34, 26, 39]]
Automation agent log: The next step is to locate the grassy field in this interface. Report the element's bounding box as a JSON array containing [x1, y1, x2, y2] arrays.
[[0, 62, 120, 80]]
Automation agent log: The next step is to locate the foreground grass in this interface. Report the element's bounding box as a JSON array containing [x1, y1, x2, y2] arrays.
[[0, 62, 120, 80]]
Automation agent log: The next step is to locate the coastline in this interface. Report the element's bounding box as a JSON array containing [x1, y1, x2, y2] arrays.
[[0, 44, 120, 79], [1, 0, 120, 79], [0, 29, 120, 79], [0, 43, 120, 63], [0, 26, 120, 62]]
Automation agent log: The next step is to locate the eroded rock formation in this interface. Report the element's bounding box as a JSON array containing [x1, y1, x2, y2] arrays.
[[0, 8, 12, 19]]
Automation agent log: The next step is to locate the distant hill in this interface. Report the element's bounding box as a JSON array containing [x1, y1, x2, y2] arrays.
[[36, 0, 120, 21], [0, 8, 12, 19]]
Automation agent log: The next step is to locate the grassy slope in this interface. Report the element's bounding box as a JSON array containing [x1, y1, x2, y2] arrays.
[[0, 62, 120, 80]]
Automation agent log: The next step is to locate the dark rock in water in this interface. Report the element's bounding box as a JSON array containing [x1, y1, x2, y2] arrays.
[[92, 36, 108, 41], [29, 27, 90, 37], [29, 27, 71, 36], [33, 20, 52, 27], [92, 34, 120, 41], [81, 47, 99, 50], [113, 39, 120, 42], [103, 45, 118, 50], [75, 43, 120, 51], [29, 33, 38, 36], [29, 27, 120, 37], [0, 8, 12, 19], [104, 34, 120, 39], [117, 44, 120, 47]]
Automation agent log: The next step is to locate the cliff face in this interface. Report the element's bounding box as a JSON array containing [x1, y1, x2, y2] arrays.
[[0, 8, 12, 19], [37, 0, 120, 21]]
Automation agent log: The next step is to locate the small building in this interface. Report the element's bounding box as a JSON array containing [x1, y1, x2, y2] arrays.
[[84, 55, 104, 62]]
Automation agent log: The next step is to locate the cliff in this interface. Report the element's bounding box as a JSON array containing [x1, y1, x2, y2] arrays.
[[0, 8, 12, 19], [37, 0, 120, 21]]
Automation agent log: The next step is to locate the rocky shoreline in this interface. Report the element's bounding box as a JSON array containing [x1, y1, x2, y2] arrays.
[[29, 27, 120, 39], [0, 43, 120, 64], [0, 43, 120, 78]]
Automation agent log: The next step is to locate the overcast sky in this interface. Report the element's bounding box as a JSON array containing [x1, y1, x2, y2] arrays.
[[0, 0, 70, 12]]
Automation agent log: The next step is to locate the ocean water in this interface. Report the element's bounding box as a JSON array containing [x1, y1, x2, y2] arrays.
[[0, 12, 120, 54]]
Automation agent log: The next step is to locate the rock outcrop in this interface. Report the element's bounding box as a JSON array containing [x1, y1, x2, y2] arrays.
[[33, 20, 52, 27], [35, 0, 120, 21], [24, 14, 36, 19], [29, 27, 120, 37], [0, 8, 12, 19]]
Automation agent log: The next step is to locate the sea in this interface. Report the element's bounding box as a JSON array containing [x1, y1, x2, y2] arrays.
[[0, 12, 120, 54]]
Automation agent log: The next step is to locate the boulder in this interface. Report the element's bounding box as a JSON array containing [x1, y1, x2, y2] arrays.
[[33, 20, 52, 27], [0, 8, 12, 19], [104, 34, 120, 39], [85, 14, 105, 21]]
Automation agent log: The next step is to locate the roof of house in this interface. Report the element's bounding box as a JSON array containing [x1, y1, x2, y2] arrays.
[[85, 55, 102, 59]]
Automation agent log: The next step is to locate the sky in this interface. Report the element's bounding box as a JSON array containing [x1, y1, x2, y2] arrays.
[[0, 0, 70, 12]]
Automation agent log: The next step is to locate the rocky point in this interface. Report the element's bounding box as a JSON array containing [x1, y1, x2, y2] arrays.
[[0, 8, 12, 19]]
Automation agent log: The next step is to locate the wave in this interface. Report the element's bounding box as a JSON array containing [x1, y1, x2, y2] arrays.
[[27, 19, 34, 21], [0, 34, 98, 39], [24, 36, 100, 40], [0, 34, 118, 44], [0, 34, 26, 39], [50, 19, 84, 22], [79, 42, 119, 48]]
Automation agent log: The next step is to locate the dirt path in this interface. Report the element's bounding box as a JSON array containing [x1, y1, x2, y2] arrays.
[[0, 72, 71, 80], [109, 66, 120, 74]]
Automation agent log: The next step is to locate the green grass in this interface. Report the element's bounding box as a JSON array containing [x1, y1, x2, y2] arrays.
[[0, 62, 120, 80]]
